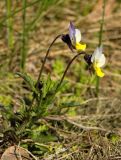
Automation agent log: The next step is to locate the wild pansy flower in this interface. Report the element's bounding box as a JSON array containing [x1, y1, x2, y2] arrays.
[[69, 22, 86, 51], [91, 46, 106, 77], [84, 46, 106, 77], [62, 22, 86, 52]]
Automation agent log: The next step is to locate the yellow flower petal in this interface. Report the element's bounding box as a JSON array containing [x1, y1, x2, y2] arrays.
[[93, 63, 105, 77], [75, 43, 86, 51]]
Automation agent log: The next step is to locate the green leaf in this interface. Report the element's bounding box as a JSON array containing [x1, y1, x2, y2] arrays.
[[61, 101, 80, 108], [16, 72, 37, 93], [107, 132, 120, 144], [42, 74, 53, 97]]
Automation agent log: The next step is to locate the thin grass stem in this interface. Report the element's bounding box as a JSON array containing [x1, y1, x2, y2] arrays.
[[20, 0, 27, 71], [6, 0, 14, 49], [0, 0, 40, 29], [96, 0, 106, 96]]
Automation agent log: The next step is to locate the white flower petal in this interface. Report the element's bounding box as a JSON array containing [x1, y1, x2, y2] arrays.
[[98, 54, 106, 67], [91, 47, 102, 62], [91, 47, 98, 62], [75, 29, 81, 43], [91, 46, 106, 67]]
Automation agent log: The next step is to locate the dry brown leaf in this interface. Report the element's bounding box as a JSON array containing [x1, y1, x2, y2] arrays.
[[1, 146, 31, 160]]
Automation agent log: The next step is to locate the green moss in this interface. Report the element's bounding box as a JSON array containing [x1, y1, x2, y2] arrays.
[[68, 108, 76, 116], [52, 58, 66, 76], [0, 95, 12, 106]]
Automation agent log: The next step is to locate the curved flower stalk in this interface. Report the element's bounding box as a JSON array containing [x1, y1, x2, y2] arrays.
[[84, 46, 106, 77], [62, 22, 86, 52], [56, 51, 85, 91], [31, 34, 63, 107]]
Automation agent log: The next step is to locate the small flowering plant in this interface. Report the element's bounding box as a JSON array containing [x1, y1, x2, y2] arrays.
[[16, 22, 106, 121], [1, 21, 107, 153]]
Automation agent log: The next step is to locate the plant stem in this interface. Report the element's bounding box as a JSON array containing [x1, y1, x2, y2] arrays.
[[99, 0, 106, 46], [20, 0, 27, 71], [36, 34, 63, 87], [0, 0, 40, 28], [6, 0, 14, 49], [56, 51, 85, 91], [26, 0, 42, 32], [96, 0, 106, 96], [26, 0, 59, 31], [31, 34, 62, 107]]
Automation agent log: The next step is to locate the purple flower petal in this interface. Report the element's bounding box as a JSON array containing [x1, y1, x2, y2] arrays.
[[61, 34, 74, 52], [84, 54, 92, 66], [69, 22, 76, 41]]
